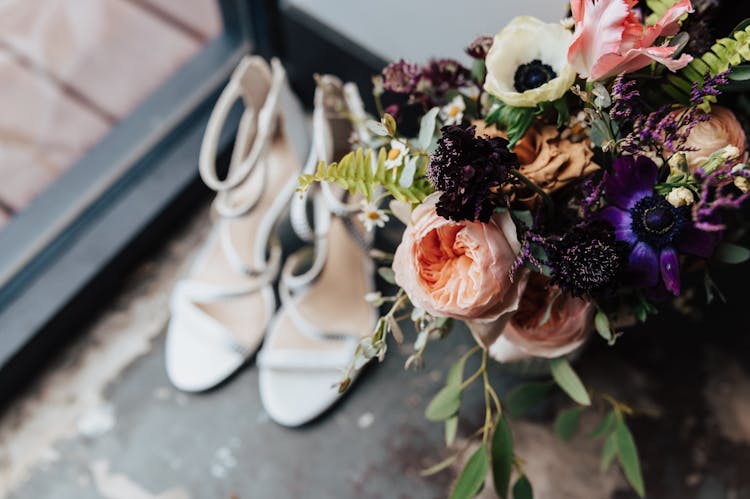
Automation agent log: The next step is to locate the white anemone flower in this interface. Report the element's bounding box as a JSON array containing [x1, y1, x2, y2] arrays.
[[484, 16, 576, 108], [384, 139, 408, 169], [358, 200, 390, 232], [440, 95, 466, 125]]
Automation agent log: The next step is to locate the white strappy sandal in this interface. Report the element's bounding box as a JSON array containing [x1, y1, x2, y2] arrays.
[[166, 56, 309, 392], [257, 77, 378, 427]]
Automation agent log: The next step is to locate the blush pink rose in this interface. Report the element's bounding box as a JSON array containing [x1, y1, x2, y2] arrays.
[[392, 193, 527, 348], [568, 0, 694, 81], [679, 106, 748, 171], [489, 274, 594, 362]]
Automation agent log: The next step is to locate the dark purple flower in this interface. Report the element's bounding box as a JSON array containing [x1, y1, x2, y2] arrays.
[[546, 221, 630, 298], [466, 35, 493, 59], [419, 58, 471, 97], [596, 156, 721, 295], [382, 60, 420, 94], [427, 125, 518, 222]]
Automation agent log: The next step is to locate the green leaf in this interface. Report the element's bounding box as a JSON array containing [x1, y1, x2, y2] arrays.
[[418, 107, 440, 151], [382, 113, 397, 135], [446, 355, 468, 387], [715, 242, 750, 264], [491, 416, 513, 499], [554, 407, 582, 441], [512, 475, 533, 499], [484, 101, 535, 148], [729, 64, 750, 81], [450, 444, 488, 499], [594, 311, 613, 342], [590, 411, 617, 439], [549, 358, 591, 406], [601, 432, 618, 472], [377, 267, 397, 284], [425, 384, 462, 422], [505, 382, 554, 418], [615, 419, 645, 497], [445, 416, 459, 447], [366, 119, 389, 136]]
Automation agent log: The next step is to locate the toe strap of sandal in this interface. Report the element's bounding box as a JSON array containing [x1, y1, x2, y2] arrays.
[[257, 345, 357, 371], [170, 282, 264, 358]]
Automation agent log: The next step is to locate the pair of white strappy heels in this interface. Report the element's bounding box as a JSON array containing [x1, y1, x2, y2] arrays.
[[166, 57, 377, 427]]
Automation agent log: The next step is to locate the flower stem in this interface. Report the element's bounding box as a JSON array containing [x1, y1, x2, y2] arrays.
[[510, 168, 554, 217]]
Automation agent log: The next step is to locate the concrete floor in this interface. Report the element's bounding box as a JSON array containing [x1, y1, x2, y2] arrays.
[[1, 202, 749, 499]]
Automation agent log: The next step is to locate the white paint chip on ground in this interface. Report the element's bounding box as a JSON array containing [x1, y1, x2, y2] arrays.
[[357, 412, 375, 429], [77, 403, 116, 438], [210, 444, 238, 479], [90, 460, 190, 499]]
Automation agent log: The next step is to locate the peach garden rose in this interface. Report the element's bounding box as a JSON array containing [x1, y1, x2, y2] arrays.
[[392, 193, 527, 348], [679, 106, 748, 171], [489, 273, 594, 362]]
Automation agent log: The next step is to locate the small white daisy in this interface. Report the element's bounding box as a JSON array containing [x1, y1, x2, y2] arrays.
[[358, 200, 390, 232], [384, 139, 408, 169], [440, 95, 466, 125]]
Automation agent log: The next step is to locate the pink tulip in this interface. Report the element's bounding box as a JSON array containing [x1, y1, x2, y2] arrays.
[[568, 0, 694, 81]]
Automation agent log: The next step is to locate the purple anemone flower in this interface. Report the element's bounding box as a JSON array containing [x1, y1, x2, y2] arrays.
[[596, 156, 721, 295]]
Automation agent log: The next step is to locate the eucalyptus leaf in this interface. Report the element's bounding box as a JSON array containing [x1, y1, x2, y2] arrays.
[[590, 411, 617, 439], [550, 358, 591, 406], [366, 120, 389, 136], [512, 475, 533, 499], [446, 355, 468, 387], [382, 113, 398, 136], [554, 407, 582, 441], [491, 416, 513, 499], [425, 384, 462, 422], [594, 311, 613, 342], [715, 242, 750, 264], [418, 107, 440, 151], [505, 382, 554, 418], [729, 64, 750, 81], [615, 419, 645, 497], [377, 267, 397, 284], [601, 432, 618, 472], [450, 444, 488, 499], [445, 416, 459, 447]]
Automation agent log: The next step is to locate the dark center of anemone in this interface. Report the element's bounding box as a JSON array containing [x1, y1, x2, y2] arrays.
[[630, 195, 687, 248], [644, 205, 674, 233], [514, 60, 557, 92]]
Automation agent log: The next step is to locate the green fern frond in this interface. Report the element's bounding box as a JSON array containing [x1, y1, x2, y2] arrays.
[[663, 24, 750, 111], [645, 0, 682, 25], [297, 147, 433, 205]]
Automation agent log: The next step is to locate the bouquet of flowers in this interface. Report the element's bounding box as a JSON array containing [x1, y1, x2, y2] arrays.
[[299, 1, 750, 496]]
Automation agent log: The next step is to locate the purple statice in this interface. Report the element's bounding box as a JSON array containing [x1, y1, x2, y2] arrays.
[[427, 125, 518, 223], [595, 156, 721, 295], [466, 35, 493, 59], [580, 173, 607, 218], [693, 166, 750, 232], [621, 71, 730, 156], [691, 70, 730, 105], [382, 59, 420, 94], [546, 221, 630, 298], [609, 76, 641, 121]]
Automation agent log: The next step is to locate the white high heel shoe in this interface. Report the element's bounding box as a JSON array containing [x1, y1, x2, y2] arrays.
[[166, 56, 309, 392], [257, 76, 378, 427]]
